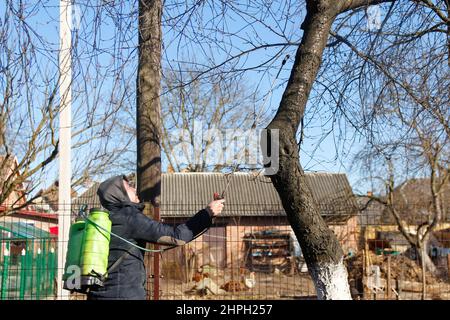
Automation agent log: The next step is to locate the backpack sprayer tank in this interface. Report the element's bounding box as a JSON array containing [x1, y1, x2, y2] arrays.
[[63, 208, 111, 293]]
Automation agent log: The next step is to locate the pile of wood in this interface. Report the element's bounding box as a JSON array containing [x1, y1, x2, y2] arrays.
[[380, 255, 441, 284], [347, 251, 443, 284], [346, 251, 450, 299]]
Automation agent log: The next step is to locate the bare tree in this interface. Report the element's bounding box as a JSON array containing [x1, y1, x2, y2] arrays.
[[354, 78, 449, 298], [356, 149, 448, 298], [160, 68, 260, 172], [347, 0, 449, 299], [0, 1, 137, 215]]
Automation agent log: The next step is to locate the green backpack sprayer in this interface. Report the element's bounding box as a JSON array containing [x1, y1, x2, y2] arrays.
[[62, 207, 113, 293]]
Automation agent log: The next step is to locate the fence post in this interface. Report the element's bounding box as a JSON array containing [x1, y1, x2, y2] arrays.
[[19, 249, 27, 300], [48, 247, 56, 298], [1, 247, 10, 300], [397, 262, 403, 300], [143, 202, 160, 300], [447, 254, 450, 281], [153, 206, 160, 300], [421, 246, 426, 300], [386, 255, 391, 300], [36, 248, 42, 300]]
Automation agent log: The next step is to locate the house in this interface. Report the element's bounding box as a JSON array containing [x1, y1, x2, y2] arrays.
[[0, 206, 58, 234], [357, 194, 386, 226], [388, 178, 450, 225], [75, 172, 361, 275], [1, 154, 58, 234], [356, 178, 450, 255], [160, 172, 360, 271], [434, 228, 450, 250], [34, 180, 78, 213], [0, 155, 27, 209]]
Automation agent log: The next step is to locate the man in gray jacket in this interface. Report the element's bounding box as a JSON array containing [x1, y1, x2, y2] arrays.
[[87, 175, 224, 300]]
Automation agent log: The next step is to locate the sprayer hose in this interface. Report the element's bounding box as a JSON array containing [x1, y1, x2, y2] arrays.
[[84, 215, 207, 253]]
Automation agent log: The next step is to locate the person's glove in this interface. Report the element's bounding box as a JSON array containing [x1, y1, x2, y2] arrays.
[[206, 199, 225, 218]]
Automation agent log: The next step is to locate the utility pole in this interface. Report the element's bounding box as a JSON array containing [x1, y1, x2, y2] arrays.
[[57, 0, 72, 300]]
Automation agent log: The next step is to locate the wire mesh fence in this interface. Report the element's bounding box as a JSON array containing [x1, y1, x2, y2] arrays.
[[145, 215, 317, 300], [0, 210, 58, 300], [0, 201, 449, 300]]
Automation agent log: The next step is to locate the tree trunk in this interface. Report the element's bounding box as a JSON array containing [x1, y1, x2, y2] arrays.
[[446, 0, 449, 68], [137, 0, 162, 206], [265, 2, 351, 299], [416, 239, 439, 279], [420, 244, 427, 300]]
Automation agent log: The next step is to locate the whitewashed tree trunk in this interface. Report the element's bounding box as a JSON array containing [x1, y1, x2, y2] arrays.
[[308, 259, 352, 300], [266, 0, 396, 300]]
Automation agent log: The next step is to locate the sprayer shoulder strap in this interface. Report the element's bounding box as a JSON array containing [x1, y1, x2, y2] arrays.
[[107, 246, 137, 274]]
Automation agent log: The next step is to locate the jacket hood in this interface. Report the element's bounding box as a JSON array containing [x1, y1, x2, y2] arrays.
[[97, 175, 132, 211]]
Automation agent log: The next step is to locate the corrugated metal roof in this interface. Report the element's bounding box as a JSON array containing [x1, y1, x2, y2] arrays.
[[161, 172, 285, 217], [74, 172, 358, 222], [73, 183, 100, 209]]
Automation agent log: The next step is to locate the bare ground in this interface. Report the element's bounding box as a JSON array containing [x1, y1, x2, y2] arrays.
[[157, 271, 317, 300]]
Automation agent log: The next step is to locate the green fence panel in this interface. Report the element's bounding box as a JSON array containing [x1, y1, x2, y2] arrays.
[[1, 247, 10, 300], [48, 247, 56, 297]]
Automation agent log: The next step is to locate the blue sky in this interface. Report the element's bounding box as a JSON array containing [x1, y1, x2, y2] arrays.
[[1, 0, 377, 195]]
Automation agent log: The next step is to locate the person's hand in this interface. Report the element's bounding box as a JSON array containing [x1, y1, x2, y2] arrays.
[[206, 199, 225, 218]]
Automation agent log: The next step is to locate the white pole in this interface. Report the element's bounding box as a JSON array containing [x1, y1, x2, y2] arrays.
[[57, 0, 72, 300]]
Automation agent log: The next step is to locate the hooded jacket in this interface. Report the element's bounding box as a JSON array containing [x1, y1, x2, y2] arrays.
[[87, 175, 212, 300]]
